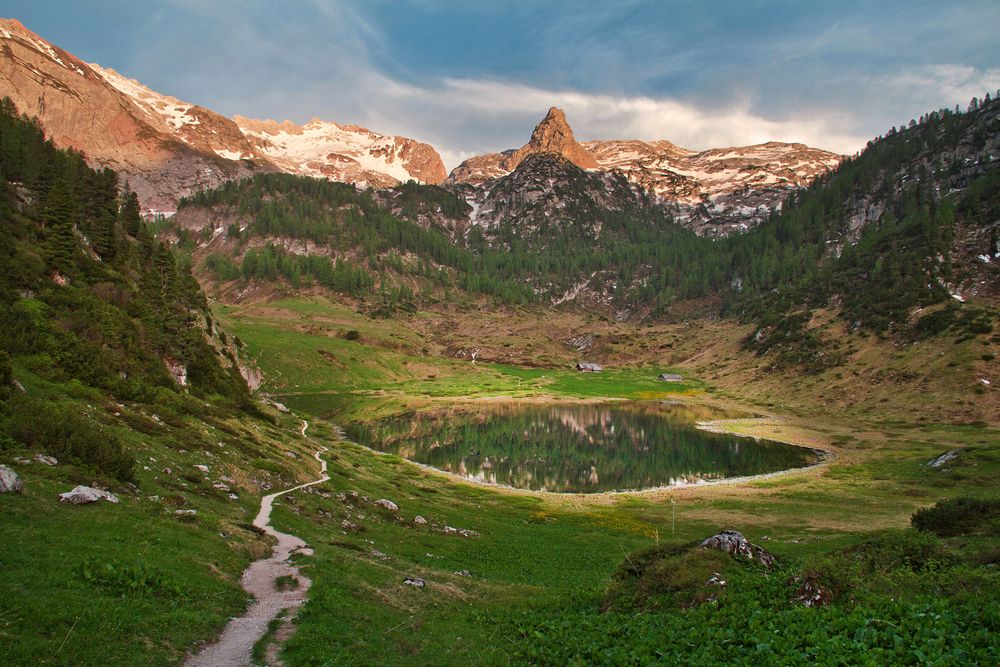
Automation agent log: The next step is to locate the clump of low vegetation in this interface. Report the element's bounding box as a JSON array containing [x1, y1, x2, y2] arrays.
[[912, 496, 1000, 537], [603, 541, 735, 611], [79, 558, 185, 598], [275, 575, 299, 591], [4, 396, 135, 482]]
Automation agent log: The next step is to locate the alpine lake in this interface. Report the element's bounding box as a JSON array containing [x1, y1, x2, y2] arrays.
[[346, 401, 821, 493]]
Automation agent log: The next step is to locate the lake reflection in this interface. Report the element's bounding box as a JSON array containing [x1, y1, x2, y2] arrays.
[[346, 402, 818, 493]]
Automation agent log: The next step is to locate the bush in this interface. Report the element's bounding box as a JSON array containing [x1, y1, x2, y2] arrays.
[[6, 399, 135, 482], [79, 558, 185, 598], [604, 541, 737, 611], [912, 497, 1000, 537]]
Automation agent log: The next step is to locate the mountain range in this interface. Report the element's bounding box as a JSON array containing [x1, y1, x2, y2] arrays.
[[1, 17, 841, 233]]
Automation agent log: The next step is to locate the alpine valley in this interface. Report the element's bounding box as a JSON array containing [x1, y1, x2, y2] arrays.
[[1, 13, 1000, 667]]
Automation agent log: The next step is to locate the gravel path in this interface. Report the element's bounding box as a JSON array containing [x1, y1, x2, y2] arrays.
[[186, 421, 327, 667]]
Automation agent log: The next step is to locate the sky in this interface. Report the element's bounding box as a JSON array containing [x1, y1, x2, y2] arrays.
[[6, 0, 1000, 170]]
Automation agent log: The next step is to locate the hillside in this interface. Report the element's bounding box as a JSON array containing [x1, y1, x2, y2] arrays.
[[0, 98, 253, 404], [0, 98, 348, 663]]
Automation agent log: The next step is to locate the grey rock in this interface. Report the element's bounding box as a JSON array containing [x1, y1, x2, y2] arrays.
[[174, 509, 198, 516], [0, 465, 24, 494], [374, 498, 399, 512], [33, 454, 58, 466], [58, 485, 119, 505], [403, 577, 425, 588], [927, 450, 960, 468], [700, 530, 775, 568], [413, 515, 428, 525]]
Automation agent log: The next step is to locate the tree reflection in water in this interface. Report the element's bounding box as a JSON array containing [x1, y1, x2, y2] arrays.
[[347, 402, 817, 493]]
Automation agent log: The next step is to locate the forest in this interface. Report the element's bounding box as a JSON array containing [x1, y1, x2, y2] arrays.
[[0, 97, 251, 408]]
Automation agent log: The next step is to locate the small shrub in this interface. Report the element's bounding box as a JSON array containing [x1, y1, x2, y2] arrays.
[[6, 398, 135, 482], [252, 458, 282, 473], [604, 542, 734, 611], [912, 497, 1000, 537], [79, 558, 185, 598]]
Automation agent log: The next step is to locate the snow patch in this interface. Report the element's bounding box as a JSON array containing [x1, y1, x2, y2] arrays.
[[214, 149, 246, 161], [238, 118, 417, 184]]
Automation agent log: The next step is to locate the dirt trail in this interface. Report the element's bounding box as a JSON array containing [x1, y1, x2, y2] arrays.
[[186, 420, 327, 667]]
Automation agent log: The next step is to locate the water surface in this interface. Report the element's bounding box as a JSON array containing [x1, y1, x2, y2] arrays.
[[347, 402, 818, 493]]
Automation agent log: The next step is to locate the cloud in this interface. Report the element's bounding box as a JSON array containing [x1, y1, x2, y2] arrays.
[[102, 1, 1000, 173], [873, 64, 1000, 124], [318, 75, 870, 169]]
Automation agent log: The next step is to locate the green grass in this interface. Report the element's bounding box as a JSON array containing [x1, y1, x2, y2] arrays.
[[0, 368, 320, 665], [208, 299, 1000, 665], [5, 295, 1000, 665]]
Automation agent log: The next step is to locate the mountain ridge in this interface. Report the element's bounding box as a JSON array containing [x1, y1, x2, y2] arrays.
[[449, 107, 844, 234], [0, 17, 446, 213], [2, 18, 842, 231]]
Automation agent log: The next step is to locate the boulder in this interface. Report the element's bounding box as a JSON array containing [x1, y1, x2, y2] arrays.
[[403, 577, 425, 588], [58, 486, 119, 505], [375, 498, 399, 512], [0, 465, 24, 494], [413, 515, 428, 525], [33, 454, 58, 466], [700, 530, 775, 568], [927, 450, 960, 468]]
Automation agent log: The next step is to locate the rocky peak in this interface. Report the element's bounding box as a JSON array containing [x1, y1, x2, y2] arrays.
[[513, 107, 598, 170], [448, 107, 599, 185]]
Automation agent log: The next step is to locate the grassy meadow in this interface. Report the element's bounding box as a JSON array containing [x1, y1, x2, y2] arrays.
[[3, 294, 998, 664], [216, 296, 999, 665]]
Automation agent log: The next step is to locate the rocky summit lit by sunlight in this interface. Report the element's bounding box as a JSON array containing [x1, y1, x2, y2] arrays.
[[1, 2, 999, 665]]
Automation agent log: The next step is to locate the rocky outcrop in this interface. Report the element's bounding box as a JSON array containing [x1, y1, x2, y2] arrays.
[[700, 530, 775, 567], [464, 152, 651, 241], [0, 465, 23, 493], [58, 485, 120, 504], [449, 107, 597, 185]]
